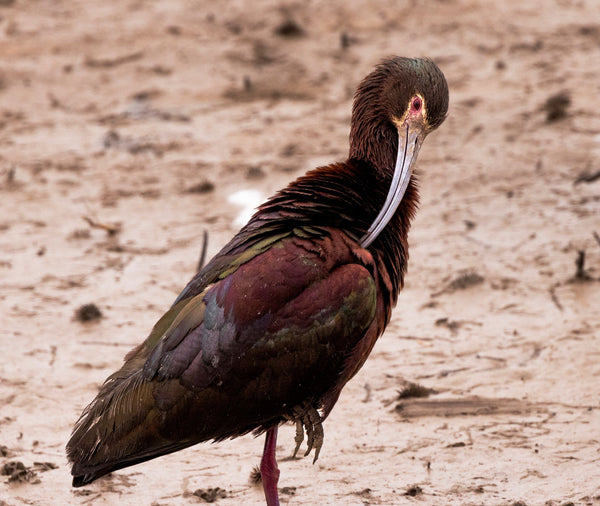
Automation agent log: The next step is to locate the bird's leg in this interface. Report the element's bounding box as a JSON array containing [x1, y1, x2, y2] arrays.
[[260, 427, 280, 506]]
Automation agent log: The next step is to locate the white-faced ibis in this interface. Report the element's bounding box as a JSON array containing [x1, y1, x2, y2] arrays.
[[67, 56, 449, 505]]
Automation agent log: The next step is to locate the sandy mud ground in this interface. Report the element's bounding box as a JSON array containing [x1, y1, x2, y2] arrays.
[[1, 0, 600, 504]]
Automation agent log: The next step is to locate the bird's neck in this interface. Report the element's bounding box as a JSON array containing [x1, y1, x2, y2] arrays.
[[349, 119, 399, 175], [253, 160, 419, 306]]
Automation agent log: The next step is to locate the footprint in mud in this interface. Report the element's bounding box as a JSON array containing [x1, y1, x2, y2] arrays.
[[1, 461, 38, 484], [191, 487, 228, 503], [1, 460, 57, 484]]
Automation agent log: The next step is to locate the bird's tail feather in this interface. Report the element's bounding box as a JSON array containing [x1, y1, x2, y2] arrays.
[[66, 367, 195, 485]]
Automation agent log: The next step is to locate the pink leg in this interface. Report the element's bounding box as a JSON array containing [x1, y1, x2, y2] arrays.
[[260, 427, 280, 506]]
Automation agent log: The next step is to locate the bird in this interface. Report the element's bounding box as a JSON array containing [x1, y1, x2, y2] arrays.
[[66, 56, 449, 505]]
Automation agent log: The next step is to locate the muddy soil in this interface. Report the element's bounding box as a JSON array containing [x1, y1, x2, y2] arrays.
[[1, 0, 599, 504]]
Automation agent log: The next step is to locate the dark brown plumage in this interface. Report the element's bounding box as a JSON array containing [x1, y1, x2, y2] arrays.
[[67, 56, 449, 505]]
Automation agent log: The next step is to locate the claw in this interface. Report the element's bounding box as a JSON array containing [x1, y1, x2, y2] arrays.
[[311, 421, 324, 463], [303, 414, 314, 457], [306, 408, 323, 463], [293, 420, 303, 458]]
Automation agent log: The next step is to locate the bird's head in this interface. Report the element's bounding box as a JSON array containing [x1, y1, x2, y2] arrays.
[[350, 57, 449, 247]]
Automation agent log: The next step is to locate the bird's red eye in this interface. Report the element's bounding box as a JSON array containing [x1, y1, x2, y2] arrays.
[[412, 96, 422, 112]]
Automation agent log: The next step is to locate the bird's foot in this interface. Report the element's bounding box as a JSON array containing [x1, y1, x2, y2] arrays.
[[289, 405, 324, 463]]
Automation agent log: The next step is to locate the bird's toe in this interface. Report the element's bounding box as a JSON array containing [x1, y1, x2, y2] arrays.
[[293, 420, 304, 458]]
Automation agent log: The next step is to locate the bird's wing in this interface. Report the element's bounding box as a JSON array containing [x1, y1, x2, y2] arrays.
[[67, 228, 378, 484], [103, 227, 296, 377], [172, 225, 294, 305]]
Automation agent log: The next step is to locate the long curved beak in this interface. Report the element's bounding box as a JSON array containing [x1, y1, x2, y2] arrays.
[[360, 124, 422, 248]]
